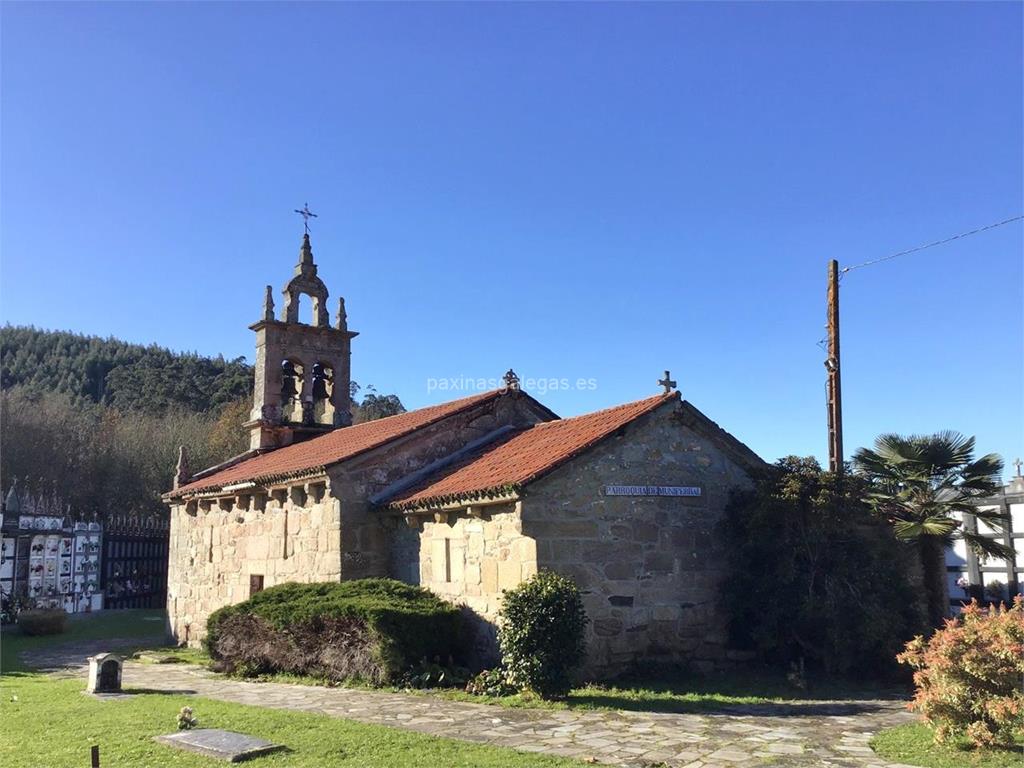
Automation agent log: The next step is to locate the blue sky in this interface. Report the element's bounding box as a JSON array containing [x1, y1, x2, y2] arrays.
[[2, 2, 1021, 468]]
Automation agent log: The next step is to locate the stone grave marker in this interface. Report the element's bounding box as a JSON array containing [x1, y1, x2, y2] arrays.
[[85, 653, 122, 694], [154, 729, 284, 762]]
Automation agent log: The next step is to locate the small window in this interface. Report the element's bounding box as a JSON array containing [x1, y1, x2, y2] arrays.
[[249, 574, 265, 596], [431, 539, 451, 583]]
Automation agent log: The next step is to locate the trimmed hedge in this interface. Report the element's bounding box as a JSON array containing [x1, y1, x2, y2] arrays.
[[205, 579, 462, 684], [18, 609, 68, 636]]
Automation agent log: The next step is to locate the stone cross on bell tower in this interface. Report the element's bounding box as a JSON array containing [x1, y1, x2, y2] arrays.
[[246, 222, 358, 451]]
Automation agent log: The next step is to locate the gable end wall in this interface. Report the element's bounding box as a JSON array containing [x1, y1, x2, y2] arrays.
[[523, 403, 755, 675], [403, 402, 757, 677]]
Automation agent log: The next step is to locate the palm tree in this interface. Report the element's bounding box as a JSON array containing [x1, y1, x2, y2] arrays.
[[852, 431, 1009, 627]]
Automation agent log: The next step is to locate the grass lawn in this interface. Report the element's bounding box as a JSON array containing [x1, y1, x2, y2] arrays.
[[134, 645, 211, 666], [135, 638, 906, 716], [170, 654, 902, 715], [870, 723, 1024, 768], [0, 612, 577, 768], [136, 614, 898, 716], [1, 608, 167, 672], [1, 674, 579, 768], [425, 666, 907, 715]]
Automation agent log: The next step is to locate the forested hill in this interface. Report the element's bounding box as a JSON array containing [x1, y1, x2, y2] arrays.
[[0, 325, 252, 414], [0, 326, 406, 517]]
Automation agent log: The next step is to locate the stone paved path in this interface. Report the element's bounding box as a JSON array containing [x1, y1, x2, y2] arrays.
[[19, 634, 169, 671], [26, 643, 920, 768]]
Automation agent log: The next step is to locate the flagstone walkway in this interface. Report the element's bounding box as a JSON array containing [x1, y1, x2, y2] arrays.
[[28, 644, 920, 768]]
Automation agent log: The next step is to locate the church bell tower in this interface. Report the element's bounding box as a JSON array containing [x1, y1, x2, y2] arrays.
[[246, 232, 357, 450]]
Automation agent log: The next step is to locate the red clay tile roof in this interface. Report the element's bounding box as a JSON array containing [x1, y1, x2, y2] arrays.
[[169, 390, 507, 497], [386, 393, 676, 510]]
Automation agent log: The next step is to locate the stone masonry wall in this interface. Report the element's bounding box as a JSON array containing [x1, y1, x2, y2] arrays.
[[525, 403, 755, 676], [399, 401, 757, 677], [413, 502, 534, 663], [166, 488, 342, 645], [332, 392, 550, 581], [167, 391, 552, 645]]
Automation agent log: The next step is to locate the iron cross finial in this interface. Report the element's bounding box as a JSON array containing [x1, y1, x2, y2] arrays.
[[658, 370, 677, 395], [293, 202, 318, 234]]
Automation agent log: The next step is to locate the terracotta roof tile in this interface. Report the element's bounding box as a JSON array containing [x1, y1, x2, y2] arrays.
[[170, 390, 505, 497], [387, 393, 675, 509]]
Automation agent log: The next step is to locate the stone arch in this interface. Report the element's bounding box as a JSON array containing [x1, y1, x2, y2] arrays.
[[311, 361, 335, 424], [294, 293, 315, 325], [280, 358, 305, 422], [281, 235, 330, 326], [283, 283, 328, 326]]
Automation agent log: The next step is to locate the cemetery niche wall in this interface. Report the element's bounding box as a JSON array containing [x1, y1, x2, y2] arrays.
[[1, 487, 102, 613], [946, 465, 1024, 609], [1, 482, 170, 614]]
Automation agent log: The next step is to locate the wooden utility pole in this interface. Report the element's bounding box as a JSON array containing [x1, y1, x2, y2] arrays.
[[826, 259, 844, 474]]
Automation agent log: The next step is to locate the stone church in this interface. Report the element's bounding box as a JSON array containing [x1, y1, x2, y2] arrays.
[[165, 233, 764, 674]]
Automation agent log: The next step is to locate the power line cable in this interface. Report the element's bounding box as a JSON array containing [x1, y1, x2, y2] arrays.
[[840, 214, 1024, 275]]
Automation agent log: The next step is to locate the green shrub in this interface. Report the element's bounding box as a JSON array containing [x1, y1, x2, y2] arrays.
[[498, 571, 588, 699], [17, 608, 67, 636], [400, 659, 470, 689], [898, 597, 1024, 748], [719, 457, 923, 677], [465, 667, 518, 697], [205, 579, 461, 685]]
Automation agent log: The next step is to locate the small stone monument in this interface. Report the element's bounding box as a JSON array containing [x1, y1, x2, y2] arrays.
[[155, 730, 285, 762], [86, 652, 123, 694]]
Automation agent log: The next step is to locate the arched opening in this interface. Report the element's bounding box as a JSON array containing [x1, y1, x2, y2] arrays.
[[280, 359, 305, 422], [282, 277, 328, 326], [99, 659, 121, 690], [296, 293, 314, 326], [311, 362, 335, 424]]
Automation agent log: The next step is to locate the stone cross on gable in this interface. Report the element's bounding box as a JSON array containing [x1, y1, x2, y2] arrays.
[[1014, 457, 1022, 477], [658, 370, 677, 395], [503, 369, 521, 392]]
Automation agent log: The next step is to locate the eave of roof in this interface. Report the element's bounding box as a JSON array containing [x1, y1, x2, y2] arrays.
[[165, 388, 533, 499], [384, 393, 677, 511]]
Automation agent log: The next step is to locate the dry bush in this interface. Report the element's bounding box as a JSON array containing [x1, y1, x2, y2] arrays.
[[898, 596, 1024, 748], [205, 579, 461, 684], [210, 612, 383, 683]]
